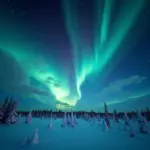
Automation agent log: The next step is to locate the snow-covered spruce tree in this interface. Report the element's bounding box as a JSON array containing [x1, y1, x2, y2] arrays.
[[0, 109, 3, 122], [0, 97, 10, 123], [2, 97, 19, 124], [32, 128, 39, 144], [25, 112, 32, 124], [61, 112, 67, 127], [113, 109, 119, 124], [48, 113, 52, 129], [104, 102, 110, 129], [146, 107, 150, 121], [124, 113, 135, 137], [136, 109, 148, 134]]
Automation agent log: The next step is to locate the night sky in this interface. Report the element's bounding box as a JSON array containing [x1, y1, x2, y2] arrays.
[[0, 0, 150, 111]]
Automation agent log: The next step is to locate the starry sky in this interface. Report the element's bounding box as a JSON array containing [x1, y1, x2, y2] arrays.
[[0, 0, 150, 111]]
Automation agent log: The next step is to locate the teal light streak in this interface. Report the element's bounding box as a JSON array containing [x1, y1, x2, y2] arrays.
[[62, 0, 145, 103]]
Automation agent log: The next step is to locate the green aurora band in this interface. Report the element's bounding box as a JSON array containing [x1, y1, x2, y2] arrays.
[[62, 0, 145, 103], [0, 0, 145, 109]]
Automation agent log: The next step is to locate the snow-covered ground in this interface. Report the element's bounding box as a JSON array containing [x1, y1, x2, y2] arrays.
[[0, 117, 150, 150]]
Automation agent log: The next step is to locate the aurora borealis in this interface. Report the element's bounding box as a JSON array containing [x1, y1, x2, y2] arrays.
[[0, 0, 150, 111]]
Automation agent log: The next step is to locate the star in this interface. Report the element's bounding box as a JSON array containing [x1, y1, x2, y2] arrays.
[[80, 1, 84, 6], [23, 11, 26, 15], [11, 9, 15, 13]]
